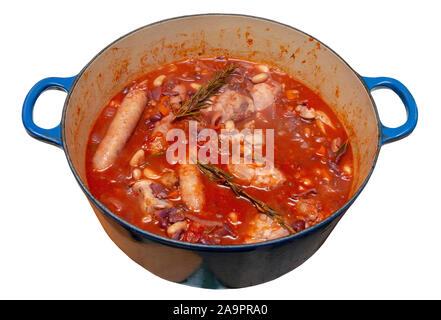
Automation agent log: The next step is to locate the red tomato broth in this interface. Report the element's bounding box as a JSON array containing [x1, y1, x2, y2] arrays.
[[86, 57, 353, 245]]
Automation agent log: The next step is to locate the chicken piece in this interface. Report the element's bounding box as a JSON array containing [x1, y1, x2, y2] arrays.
[[132, 179, 171, 215], [178, 164, 205, 212], [315, 110, 335, 129], [295, 104, 316, 120], [169, 84, 187, 106], [206, 89, 255, 124], [160, 169, 179, 189], [148, 114, 173, 154], [149, 135, 166, 154], [295, 105, 335, 129], [152, 114, 173, 136], [227, 162, 286, 188], [93, 89, 148, 171], [249, 81, 281, 111], [245, 214, 289, 243], [296, 198, 321, 221]]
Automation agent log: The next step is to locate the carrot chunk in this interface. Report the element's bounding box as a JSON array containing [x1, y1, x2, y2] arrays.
[[158, 104, 170, 116]]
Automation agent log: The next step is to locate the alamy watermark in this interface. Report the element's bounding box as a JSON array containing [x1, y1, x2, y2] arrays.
[[165, 121, 274, 168]]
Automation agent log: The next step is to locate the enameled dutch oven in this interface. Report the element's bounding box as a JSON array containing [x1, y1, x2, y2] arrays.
[[22, 14, 418, 289]]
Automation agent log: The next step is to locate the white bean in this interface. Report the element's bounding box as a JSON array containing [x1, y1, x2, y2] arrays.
[[225, 120, 235, 131], [251, 73, 269, 84], [129, 149, 145, 167], [167, 221, 188, 239], [153, 74, 166, 87], [132, 168, 142, 180], [143, 168, 161, 180]]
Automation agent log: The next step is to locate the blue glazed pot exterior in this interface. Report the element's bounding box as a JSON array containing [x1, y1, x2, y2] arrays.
[[193, 216, 344, 288], [22, 14, 418, 288], [96, 201, 345, 288], [362, 77, 418, 145]]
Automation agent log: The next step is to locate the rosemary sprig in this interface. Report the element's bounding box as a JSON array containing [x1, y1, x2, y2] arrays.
[[334, 140, 349, 163], [150, 151, 166, 157], [173, 64, 238, 121], [195, 161, 294, 233]]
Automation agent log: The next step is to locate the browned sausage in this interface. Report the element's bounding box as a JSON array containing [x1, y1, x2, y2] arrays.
[[178, 164, 205, 212], [93, 89, 147, 171]]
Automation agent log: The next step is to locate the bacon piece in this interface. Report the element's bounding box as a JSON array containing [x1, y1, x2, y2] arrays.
[[249, 81, 281, 111]]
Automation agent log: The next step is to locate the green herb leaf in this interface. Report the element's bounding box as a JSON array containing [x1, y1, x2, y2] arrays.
[[150, 151, 166, 157], [173, 64, 238, 121], [335, 140, 349, 162]]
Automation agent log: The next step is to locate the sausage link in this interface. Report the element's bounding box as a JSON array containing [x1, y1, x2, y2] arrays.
[[178, 164, 205, 212], [93, 89, 147, 171]]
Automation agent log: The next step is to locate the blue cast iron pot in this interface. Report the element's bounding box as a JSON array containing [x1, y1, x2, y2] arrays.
[[22, 14, 418, 288]]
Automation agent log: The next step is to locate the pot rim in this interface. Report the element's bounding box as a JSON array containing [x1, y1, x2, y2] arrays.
[[61, 13, 382, 252]]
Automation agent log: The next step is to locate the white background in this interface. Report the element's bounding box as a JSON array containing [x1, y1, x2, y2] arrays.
[[1, 0, 439, 299]]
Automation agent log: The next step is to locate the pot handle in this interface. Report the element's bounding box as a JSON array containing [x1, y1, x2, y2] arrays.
[[22, 76, 76, 148], [362, 76, 418, 145]]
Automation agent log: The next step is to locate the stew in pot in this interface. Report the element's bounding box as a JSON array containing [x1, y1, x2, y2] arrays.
[[86, 57, 353, 245]]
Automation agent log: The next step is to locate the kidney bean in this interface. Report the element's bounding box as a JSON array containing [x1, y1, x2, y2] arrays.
[[155, 208, 170, 228], [292, 220, 306, 232], [169, 210, 185, 223], [291, 188, 318, 199], [151, 86, 162, 101], [149, 112, 163, 123], [122, 86, 131, 95], [162, 91, 180, 96], [149, 182, 168, 199], [216, 224, 236, 237]]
